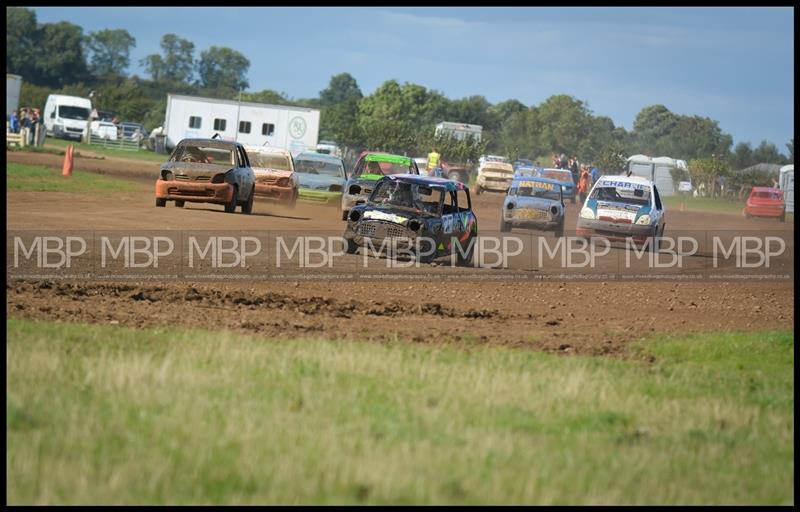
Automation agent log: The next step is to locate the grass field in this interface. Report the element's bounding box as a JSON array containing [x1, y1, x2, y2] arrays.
[[45, 137, 167, 163], [6, 319, 794, 505], [7, 163, 142, 193]]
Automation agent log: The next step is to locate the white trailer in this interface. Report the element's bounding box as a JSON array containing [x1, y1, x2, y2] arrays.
[[7, 74, 22, 115], [163, 94, 320, 156], [626, 154, 687, 197], [780, 164, 794, 213], [435, 121, 482, 142]]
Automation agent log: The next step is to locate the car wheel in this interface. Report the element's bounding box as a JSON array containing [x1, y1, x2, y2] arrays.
[[224, 185, 238, 213], [499, 218, 511, 233], [779, 211, 786, 223], [156, 198, 167, 207], [175, 200, 185, 208], [475, 184, 482, 195], [241, 185, 255, 215], [342, 209, 349, 221], [288, 190, 298, 209], [345, 238, 358, 254]]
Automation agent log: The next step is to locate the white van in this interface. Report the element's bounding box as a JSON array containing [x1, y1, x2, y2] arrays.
[[44, 94, 92, 140]]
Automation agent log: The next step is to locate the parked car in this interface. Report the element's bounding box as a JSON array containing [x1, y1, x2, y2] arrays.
[[475, 160, 514, 195], [512, 158, 535, 173], [576, 175, 665, 248], [294, 151, 347, 206], [244, 146, 299, 208], [155, 138, 255, 214], [536, 168, 577, 204], [500, 176, 565, 237], [120, 122, 148, 141], [343, 175, 478, 264], [744, 187, 786, 222], [90, 120, 118, 140], [341, 152, 420, 221]]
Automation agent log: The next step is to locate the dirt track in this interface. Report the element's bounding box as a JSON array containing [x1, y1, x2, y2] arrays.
[[6, 150, 795, 357]]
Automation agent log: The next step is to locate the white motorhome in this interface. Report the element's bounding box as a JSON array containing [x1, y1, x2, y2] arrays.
[[7, 74, 22, 115], [44, 94, 92, 140], [625, 155, 687, 197], [780, 164, 794, 213], [435, 121, 483, 142], [163, 94, 320, 156]]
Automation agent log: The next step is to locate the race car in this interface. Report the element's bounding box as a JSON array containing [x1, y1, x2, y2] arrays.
[[536, 168, 577, 203], [343, 175, 478, 265], [475, 160, 514, 195], [294, 151, 347, 206], [341, 152, 420, 221], [576, 174, 665, 247], [500, 176, 565, 236], [743, 187, 786, 222], [245, 146, 299, 208], [155, 138, 255, 214]]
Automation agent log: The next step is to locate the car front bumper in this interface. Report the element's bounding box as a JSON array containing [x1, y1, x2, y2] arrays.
[[477, 176, 512, 191], [576, 218, 657, 242], [254, 183, 295, 203], [155, 180, 233, 204], [299, 188, 342, 205], [744, 205, 784, 217]]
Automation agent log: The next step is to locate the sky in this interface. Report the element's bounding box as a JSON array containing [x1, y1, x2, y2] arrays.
[[32, 6, 794, 151]]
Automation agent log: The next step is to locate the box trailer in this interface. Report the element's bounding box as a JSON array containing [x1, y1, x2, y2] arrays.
[[780, 164, 794, 213], [163, 94, 320, 156], [7, 74, 22, 115], [625, 154, 687, 197], [435, 121, 482, 142]]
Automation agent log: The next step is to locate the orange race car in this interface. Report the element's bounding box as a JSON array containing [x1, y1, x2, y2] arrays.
[[244, 146, 299, 208]]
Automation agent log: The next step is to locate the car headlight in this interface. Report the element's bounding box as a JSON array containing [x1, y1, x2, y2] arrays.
[[580, 207, 595, 219], [635, 215, 651, 225]]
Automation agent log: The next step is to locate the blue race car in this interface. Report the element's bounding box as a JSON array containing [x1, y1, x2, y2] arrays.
[[536, 168, 577, 204]]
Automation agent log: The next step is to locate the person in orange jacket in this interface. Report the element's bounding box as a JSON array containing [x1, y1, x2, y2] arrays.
[[578, 165, 591, 203]]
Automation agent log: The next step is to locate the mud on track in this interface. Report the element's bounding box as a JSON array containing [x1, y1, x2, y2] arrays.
[[6, 150, 795, 357]]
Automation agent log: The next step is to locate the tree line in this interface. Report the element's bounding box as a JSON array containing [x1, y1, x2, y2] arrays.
[[7, 7, 793, 173]]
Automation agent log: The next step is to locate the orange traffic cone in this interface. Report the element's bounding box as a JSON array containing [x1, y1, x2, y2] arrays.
[[62, 144, 74, 177]]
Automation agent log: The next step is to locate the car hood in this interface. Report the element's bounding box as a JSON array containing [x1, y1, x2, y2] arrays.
[[253, 167, 293, 178], [591, 200, 649, 222], [161, 161, 233, 178], [298, 173, 345, 190], [358, 207, 432, 226]]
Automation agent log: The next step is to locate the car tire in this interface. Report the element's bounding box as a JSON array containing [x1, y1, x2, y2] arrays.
[[287, 191, 298, 209], [224, 185, 238, 213], [475, 184, 482, 195], [499, 218, 511, 233], [175, 200, 185, 208], [345, 238, 358, 254], [342, 209, 349, 221], [156, 198, 167, 207], [241, 185, 255, 215]]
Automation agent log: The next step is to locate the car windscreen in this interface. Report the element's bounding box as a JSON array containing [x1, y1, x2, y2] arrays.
[[370, 180, 442, 215], [58, 106, 89, 120], [295, 158, 344, 177], [170, 145, 235, 167], [510, 181, 561, 201], [359, 160, 413, 176], [590, 183, 651, 206], [753, 191, 781, 199], [541, 170, 573, 183], [249, 153, 291, 171]]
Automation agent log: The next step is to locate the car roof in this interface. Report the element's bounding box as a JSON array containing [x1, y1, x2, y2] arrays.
[[363, 152, 413, 165], [512, 176, 563, 187], [244, 145, 291, 156], [295, 151, 343, 163], [383, 174, 468, 191], [178, 138, 242, 149], [482, 161, 513, 169], [541, 168, 570, 173], [597, 174, 653, 186]]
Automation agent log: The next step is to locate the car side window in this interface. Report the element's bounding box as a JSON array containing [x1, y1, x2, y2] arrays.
[[443, 191, 458, 215], [653, 185, 663, 210], [455, 189, 471, 212]]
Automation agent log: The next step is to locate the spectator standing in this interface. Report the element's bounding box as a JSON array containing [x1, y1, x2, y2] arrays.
[[578, 165, 591, 204], [590, 165, 600, 185], [570, 156, 579, 184], [9, 110, 20, 133]]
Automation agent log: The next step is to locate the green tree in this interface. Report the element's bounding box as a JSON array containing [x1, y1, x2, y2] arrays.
[[666, 115, 732, 161], [197, 46, 249, 90], [84, 29, 136, 76], [34, 21, 88, 88], [730, 142, 755, 170], [357, 80, 415, 154], [534, 95, 593, 157], [688, 156, 730, 198], [752, 140, 787, 165], [319, 72, 362, 106], [631, 104, 679, 155], [786, 139, 794, 163], [241, 89, 290, 105], [141, 34, 195, 83], [595, 141, 629, 174], [6, 7, 39, 80]]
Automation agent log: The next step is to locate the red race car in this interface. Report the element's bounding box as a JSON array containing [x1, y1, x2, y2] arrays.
[[743, 187, 786, 222]]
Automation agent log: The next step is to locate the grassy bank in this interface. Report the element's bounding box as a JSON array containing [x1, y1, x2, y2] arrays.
[[6, 319, 794, 505], [7, 163, 142, 193]]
